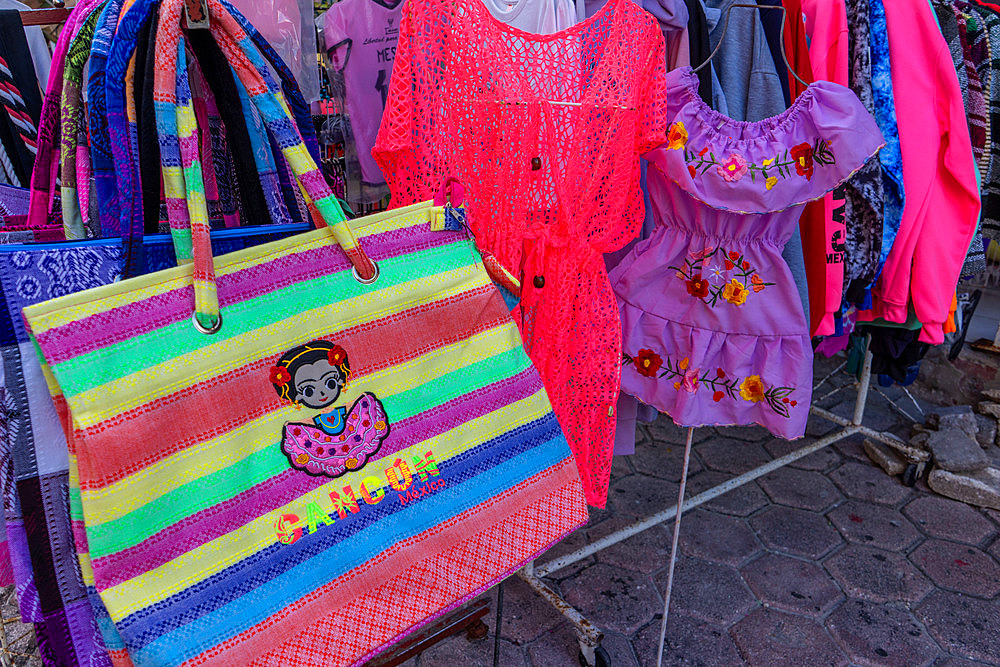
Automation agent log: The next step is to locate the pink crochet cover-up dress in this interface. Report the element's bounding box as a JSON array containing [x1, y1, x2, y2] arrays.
[[373, 0, 669, 506], [610, 67, 883, 439]]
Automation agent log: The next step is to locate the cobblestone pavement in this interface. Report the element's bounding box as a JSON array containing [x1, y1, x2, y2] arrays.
[[3, 358, 999, 666], [400, 356, 1000, 667]]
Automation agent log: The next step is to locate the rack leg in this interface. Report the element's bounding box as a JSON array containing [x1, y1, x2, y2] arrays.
[[516, 568, 603, 658], [518, 341, 912, 666], [853, 340, 874, 425], [493, 581, 503, 667], [655, 426, 694, 667], [535, 424, 854, 578]]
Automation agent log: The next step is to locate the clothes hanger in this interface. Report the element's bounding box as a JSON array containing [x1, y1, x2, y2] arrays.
[[691, 2, 809, 87]]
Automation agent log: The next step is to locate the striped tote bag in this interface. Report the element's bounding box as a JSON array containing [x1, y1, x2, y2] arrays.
[[22, 0, 587, 664]]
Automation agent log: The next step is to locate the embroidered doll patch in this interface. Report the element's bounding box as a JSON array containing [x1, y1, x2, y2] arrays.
[[269, 340, 390, 478]]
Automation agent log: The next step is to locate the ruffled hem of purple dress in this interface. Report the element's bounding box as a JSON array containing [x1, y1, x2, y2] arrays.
[[646, 67, 886, 214], [618, 303, 810, 440]]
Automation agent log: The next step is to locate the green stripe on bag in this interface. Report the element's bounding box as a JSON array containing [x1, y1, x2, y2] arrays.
[[84, 346, 532, 558], [53, 241, 477, 395]]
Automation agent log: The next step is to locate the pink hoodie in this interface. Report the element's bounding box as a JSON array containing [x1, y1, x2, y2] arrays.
[[871, 0, 980, 344]]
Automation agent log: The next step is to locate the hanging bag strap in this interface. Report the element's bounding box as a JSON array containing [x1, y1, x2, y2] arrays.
[[59, 5, 104, 239], [103, 0, 270, 276], [106, 0, 321, 279], [216, 0, 322, 165], [154, 0, 375, 332], [184, 29, 290, 225], [25, 0, 106, 232], [85, 0, 123, 238]]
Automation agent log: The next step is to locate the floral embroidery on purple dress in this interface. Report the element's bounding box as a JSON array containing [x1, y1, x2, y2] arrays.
[[668, 246, 775, 307], [610, 67, 884, 439]]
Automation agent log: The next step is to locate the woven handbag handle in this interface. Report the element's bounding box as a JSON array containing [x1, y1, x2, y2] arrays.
[[154, 0, 376, 333], [59, 5, 104, 240], [25, 0, 106, 232]]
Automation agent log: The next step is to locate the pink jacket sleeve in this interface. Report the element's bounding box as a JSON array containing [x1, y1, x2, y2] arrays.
[[911, 46, 981, 344], [873, 2, 980, 343]]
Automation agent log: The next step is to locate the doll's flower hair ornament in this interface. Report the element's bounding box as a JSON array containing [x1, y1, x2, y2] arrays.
[[270, 340, 352, 404]]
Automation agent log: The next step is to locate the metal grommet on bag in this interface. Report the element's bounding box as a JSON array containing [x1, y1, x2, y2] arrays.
[[192, 311, 223, 335], [352, 260, 380, 285]]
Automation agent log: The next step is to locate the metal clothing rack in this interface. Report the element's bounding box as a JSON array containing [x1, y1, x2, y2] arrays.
[[515, 341, 931, 666]]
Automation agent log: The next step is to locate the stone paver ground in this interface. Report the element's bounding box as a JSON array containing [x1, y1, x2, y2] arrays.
[[399, 356, 1000, 666], [2, 356, 999, 666]]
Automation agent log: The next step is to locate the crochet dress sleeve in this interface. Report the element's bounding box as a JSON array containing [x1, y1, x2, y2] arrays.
[[636, 19, 671, 156]]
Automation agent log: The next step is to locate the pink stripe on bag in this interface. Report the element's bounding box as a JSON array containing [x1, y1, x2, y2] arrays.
[[75, 290, 506, 486]]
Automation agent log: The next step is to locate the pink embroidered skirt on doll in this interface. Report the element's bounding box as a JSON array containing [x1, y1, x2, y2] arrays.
[[609, 67, 884, 439]]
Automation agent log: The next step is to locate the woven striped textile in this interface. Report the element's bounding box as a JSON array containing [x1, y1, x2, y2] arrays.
[[26, 0, 106, 236], [59, 5, 102, 240], [0, 50, 37, 161], [25, 1, 586, 663], [26, 199, 587, 666], [86, 0, 122, 239]]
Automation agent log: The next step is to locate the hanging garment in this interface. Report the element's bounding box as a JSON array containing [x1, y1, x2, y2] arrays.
[[956, 2, 990, 274], [644, 0, 690, 68], [957, 1, 994, 178], [932, 1, 988, 171], [843, 0, 885, 305], [322, 0, 404, 189], [606, 0, 691, 456], [856, 325, 931, 385], [781, 0, 814, 100], [950, 0, 992, 274], [374, 0, 669, 506], [868, 0, 905, 287], [481, 0, 576, 32], [0, 10, 42, 188], [683, 0, 713, 103], [974, 0, 1000, 239], [610, 66, 883, 439], [795, 0, 850, 338], [700, 0, 810, 320], [704, 0, 785, 122], [756, 0, 791, 107], [863, 0, 980, 344], [700, 4, 731, 116]]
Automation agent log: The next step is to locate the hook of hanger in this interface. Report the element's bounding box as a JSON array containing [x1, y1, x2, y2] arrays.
[[690, 3, 809, 89]]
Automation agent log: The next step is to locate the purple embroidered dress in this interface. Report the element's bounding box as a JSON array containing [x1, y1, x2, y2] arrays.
[[610, 67, 883, 439]]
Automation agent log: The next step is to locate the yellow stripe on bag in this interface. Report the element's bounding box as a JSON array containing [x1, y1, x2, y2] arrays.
[[162, 166, 185, 199], [82, 322, 524, 524], [25, 203, 437, 335], [67, 264, 491, 428], [99, 389, 555, 619], [28, 272, 196, 336], [78, 551, 95, 587]]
